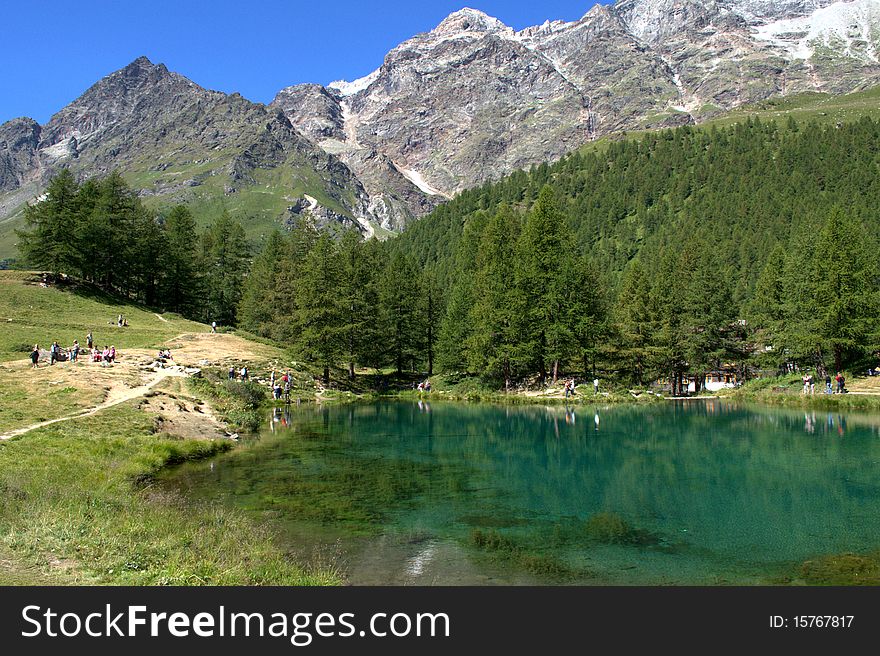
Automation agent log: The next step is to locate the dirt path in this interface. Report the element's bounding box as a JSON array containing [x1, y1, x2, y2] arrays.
[[0, 367, 185, 441], [154, 313, 169, 323], [0, 331, 287, 441]]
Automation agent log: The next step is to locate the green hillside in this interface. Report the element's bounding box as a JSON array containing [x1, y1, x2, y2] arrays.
[[0, 270, 206, 362]]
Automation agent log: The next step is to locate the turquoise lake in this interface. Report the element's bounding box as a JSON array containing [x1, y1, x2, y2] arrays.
[[159, 400, 880, 585]]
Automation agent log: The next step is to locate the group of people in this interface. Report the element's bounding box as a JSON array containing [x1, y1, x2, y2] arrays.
[[271, 370, 293, 401], [417, 380, 432, 393], [561, 378, 600, 399], [802, 372, 847, 395], [30, 332, 117, 367], [229, 365, 249, 381]]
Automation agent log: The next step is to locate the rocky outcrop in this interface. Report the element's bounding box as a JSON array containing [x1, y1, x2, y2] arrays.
[[0, 117, 41, 192]]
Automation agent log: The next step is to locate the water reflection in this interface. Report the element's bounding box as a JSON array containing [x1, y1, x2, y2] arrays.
[[162, 400, 880, 585]]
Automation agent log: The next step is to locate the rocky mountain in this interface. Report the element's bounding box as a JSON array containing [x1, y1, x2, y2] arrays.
[[296, 0, 880, 200], [3, 0, 880, 255], [0, 57, 396, 247]]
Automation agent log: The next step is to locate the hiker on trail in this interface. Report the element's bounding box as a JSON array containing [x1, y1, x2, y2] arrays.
[[228, 366, 236, 380], [211, 321, 217, 333], [240, 365, 248, 382], [30, 344, 39, 368], [71, 340, 80, 363], [50, 341, 60, 365], [836, 372, 845, 394], [825, 373, 832, 394], [270, 370, 276, 387], [594, 378, 600, 395], [87, 331, 93, 349]]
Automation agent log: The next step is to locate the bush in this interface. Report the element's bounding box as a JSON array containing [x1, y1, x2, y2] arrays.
[[222, 380, 266, 409]]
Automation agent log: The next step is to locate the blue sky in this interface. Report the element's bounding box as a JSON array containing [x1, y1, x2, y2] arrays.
[[1, 1, 606, 125]]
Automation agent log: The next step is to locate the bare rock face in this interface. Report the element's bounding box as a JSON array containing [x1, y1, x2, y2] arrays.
[[3, 1, 880, 247], [0, 117, 42, 192], [302, 1, 880, 203]]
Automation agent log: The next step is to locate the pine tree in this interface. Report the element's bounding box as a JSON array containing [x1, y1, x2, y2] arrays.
[[436, 212, 489, 372], [466, 204, 520, 387], [16, 169, 80, 276], [380, 252, 423, 375], [570, 255, 608, 381], [161, 205, 202, 315], [237, 230, 286, 336], [614, 260, 654, 385], [203, 213, 250, 327], [336, 231, 384, 378], [294, 234, 343, 385], [811, 208, 878, 372], [513, 186, 575, 384], [748, 244, 787, 369], [421, 270, 443, 377]]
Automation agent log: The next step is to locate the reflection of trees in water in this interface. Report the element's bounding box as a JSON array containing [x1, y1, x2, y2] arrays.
[[176, 401, 880, 562]]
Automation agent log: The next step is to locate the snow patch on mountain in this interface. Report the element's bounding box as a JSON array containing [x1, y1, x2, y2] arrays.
[[328, 69, 380, 97], [752, 0, 880, 61], [395, 165, 450, 198]]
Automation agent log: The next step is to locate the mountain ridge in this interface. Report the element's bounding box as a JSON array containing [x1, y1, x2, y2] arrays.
[[3, 0, 880, 257]]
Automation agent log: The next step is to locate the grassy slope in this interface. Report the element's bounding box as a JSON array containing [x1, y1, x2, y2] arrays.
[[0, 272, 337, 585], [0, 270, 206, 361], [572, 86, 880, 157]]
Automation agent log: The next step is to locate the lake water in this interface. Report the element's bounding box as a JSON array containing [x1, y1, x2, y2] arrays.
[[159, 400, 880, 585]]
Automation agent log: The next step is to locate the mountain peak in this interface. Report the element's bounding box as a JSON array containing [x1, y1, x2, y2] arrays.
[[127, 55, 154, 67], [434, 7, 508, 34]]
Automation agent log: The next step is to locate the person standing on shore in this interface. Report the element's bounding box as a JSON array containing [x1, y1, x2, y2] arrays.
[[836, 372, 845, 394], [30, 344, 40, 368], [211, 321, 217, 333]]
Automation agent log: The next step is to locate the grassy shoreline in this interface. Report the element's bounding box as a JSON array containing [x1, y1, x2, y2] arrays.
[[726, 374, 880, 412], [0, 399, 339, 585]]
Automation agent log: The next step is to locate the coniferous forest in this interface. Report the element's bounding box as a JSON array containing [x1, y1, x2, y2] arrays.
[[17, 117, 880, 391]]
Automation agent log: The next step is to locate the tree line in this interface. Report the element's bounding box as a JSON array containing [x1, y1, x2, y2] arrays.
[[237, 223, 441, 383], [17, 169, 249, 326], [17, 114, 880, 389]]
